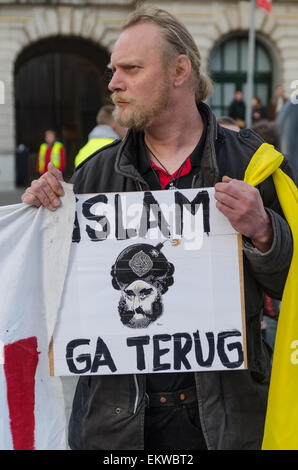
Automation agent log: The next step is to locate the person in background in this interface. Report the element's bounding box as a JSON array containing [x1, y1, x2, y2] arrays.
[[37, 129, 66, 176], [251, 97, 267, 124], [217, 116, 240, 132], [268, 85, 287, 121], [252, 120, 280, 150], [74, 105, 127, 168], [228, 90, 246, 129], [275, 100, 298, 175]]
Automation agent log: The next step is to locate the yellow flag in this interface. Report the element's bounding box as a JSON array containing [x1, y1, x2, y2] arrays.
[[244, 143, 298, 450]]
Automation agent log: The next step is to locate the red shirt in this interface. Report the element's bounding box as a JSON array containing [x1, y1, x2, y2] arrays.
[[151, 156, 192, 189]]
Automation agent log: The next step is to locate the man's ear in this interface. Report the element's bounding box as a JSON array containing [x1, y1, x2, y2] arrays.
[[173, 54, 192, 88]]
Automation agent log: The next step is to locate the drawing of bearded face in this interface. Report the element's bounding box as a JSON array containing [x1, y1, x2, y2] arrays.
[[111, 243, 174, 329], [118, 279, 163, 328]]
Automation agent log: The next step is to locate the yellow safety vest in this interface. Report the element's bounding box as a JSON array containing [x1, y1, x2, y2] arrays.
[[74, 138, 115, 168], [38, 141, 64, 173]]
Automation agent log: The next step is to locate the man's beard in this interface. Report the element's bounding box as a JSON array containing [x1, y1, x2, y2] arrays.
[[118, 294, 163, 329], [111, 76, 171, 131]]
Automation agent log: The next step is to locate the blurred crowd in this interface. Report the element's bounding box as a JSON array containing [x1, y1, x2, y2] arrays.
[[226, 85, 287, 130]]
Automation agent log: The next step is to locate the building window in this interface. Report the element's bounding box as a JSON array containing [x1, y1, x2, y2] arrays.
[[209, 36, 272, 117]]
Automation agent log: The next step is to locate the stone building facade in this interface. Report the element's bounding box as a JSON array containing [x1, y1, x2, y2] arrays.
[[0, 0, 298, 188]]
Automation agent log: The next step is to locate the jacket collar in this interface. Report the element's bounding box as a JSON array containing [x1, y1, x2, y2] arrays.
[[114, 102, 220, 189]]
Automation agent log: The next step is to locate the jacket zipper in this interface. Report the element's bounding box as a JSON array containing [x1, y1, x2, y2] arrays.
[[192, 174, 199, 188]]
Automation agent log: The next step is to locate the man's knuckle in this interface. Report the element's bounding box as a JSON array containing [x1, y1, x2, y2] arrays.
[[250, 186, 260, 197], [31, 179, 40, 188], [22, 191, 40, 207], [44, 171, 62, 191], [42, 174, 52, 188], [31, 179, 44, 192], [40, 178, 49, 189], [247, 193, 258, 207], [21, 192, 30, 204], [52, 180, 62, 193]]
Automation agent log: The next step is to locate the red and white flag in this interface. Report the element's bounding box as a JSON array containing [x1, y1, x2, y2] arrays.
[[257, 0, 272, 13], [0, 186, 75, 450]]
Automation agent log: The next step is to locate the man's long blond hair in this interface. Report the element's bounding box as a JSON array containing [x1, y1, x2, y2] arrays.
[[122, 7, 213, 102]]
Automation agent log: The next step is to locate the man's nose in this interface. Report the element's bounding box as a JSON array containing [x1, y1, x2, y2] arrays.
[[108, 70, 126, 92], [132, 296, 141, 311]]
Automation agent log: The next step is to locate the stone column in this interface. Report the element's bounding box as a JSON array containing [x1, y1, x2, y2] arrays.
[[0, 45, 16, 190]]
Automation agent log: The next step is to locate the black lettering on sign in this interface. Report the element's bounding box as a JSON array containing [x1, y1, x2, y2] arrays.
[[115, 194, 137, 240], [66, 338, 91, 374], [72, 197, 81, 243], [217, 330, 244, 369], [173, 333, 192, 370], [193, 330, 215, 367], [65, 337, 117, 374], [64, 329, 245, 375], [139, 192, 171, 239], [153, 334, 171, 371], [175, 190, 210, 236], [82, 195, 110, 241], [91, 336, 117, 373], [126, 336, 150, 371]]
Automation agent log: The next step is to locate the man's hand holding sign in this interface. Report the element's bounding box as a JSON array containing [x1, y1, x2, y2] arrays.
[[214, 176, 274, 253], [22, 162, 64, 211]]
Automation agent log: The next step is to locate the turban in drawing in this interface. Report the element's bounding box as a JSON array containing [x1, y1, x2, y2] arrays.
[[111, 242, 174, 294]]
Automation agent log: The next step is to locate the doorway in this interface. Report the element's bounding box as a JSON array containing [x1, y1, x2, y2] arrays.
[[14, 36, 111, 182]]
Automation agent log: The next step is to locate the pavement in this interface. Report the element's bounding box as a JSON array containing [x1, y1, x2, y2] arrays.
[[0, 188, 26, 206], [0, 187, 79, 447]]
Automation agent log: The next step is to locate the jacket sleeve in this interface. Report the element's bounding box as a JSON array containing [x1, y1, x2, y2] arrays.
[[68, 165, 86, 193], [243, 208, 293, 299], [242, 159, 296, 299]]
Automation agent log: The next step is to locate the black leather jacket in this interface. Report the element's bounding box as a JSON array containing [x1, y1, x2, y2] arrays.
[[68, 102, 294, 450]]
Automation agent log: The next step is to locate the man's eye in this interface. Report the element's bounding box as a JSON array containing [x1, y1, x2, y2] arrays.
[[125, 290, 134, 299], [139, 289, 153, 299]]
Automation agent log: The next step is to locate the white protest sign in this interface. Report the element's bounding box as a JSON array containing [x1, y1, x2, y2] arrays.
[[51, 187, 247, 376]]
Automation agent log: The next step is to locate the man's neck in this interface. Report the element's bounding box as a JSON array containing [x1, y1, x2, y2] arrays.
[[144, 98, 204, 174]]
